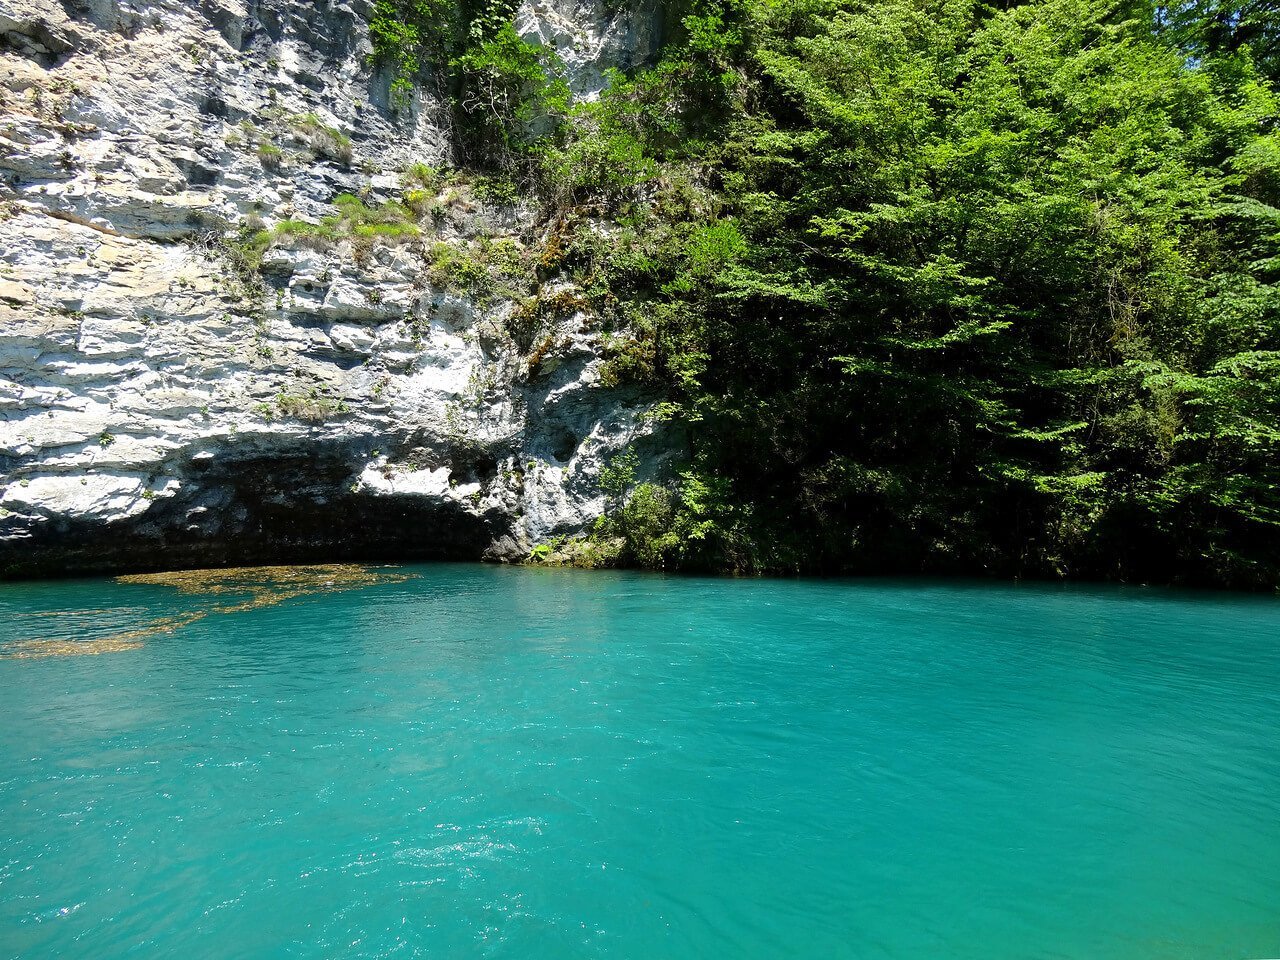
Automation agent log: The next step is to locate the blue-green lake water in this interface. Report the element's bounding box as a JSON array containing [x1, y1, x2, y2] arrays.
[[2, 564, 1279, 959]]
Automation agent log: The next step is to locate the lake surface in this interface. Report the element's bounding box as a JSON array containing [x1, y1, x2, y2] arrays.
[[1, 564, 1278, 960]]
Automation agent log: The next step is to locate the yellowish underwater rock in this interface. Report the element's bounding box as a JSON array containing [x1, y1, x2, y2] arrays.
[[1, 564, 412, 659]]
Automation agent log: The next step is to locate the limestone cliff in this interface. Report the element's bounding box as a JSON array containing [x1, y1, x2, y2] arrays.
[[0, 0, 676, 576]]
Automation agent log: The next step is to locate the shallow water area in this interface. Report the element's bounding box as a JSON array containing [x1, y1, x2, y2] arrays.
[[1, 564, 1278, 959], [0, 564, 412, 660]]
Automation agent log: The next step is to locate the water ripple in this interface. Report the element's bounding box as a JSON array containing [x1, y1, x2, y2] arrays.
[[0, 568, 1278, 959]]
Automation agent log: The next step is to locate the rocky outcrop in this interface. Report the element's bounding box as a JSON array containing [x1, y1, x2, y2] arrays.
[[517, 0, 666, 94], [0, 0, 678, 576]]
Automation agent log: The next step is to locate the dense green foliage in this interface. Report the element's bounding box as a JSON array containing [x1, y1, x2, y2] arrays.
[[371, 0, 1280, 586], [368, 0, 568, 168], [1157, 0, 1280, 82]]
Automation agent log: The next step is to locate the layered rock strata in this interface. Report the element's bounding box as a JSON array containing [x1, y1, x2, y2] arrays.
[[0, 0, 675, 576]]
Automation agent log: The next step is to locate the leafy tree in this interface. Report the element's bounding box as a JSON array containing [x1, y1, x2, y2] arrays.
[[367, 0, 567, 171], [1157, 0, 1280, 82], [365, 0, 1280, 585], [539, 0, 1280, 585]]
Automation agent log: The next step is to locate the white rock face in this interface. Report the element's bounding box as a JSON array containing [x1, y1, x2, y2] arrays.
[[0, 0, 677, 575], [517, 0, 666, 95]]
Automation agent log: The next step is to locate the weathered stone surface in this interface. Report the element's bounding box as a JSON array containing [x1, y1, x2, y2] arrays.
[[0, 0, 676, 577], [517, 0, 667, 94]]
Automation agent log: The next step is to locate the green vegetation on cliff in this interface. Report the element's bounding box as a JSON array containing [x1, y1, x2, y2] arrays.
[[369, 0, 569, 168], [374, 0, 1280, 587]]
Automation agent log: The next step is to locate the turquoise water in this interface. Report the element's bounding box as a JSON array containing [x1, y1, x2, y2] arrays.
[[2, 565, 1279, 960]]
